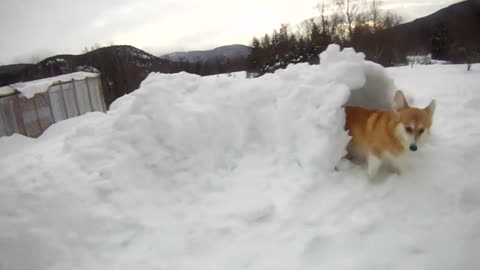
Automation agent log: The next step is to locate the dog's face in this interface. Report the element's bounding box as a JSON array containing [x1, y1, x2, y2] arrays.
[[393, 90, 436, 152]]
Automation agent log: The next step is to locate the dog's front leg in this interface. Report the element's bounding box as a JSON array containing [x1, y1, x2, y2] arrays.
[[391, 167, 401, 175], [389, 164, 401, 176], [367, 153, 382, 180], [386, 158, 402, 176]]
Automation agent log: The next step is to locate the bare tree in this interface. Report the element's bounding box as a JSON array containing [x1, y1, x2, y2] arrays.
[[82, 43, 103, 53], [382, 11, 402, 28], [315, 1, 330, 34], [30, 55, 41, 64], [299, 19, 315, 42], [336, 0, 365, 38], [370, 0, 380, 31], [330, 11, 347, 42]]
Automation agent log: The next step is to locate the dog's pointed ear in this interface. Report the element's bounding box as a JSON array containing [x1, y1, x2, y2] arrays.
[[390, 108, 400, 121], [393, 90, 409, 111], [425, 99, 436, 116]]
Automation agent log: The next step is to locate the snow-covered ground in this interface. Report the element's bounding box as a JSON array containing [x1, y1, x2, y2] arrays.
[[1, 45, 479, 270], [205, 71, 247, 79]]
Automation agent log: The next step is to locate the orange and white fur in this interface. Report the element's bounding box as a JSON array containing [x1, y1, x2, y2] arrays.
[[344, 90, 436, 179]]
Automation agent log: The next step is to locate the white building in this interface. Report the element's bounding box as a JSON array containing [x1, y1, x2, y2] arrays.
[[0, 72, 106, 138]]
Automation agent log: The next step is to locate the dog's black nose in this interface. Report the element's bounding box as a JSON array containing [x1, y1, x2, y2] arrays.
[[409, 144, 418, 151]]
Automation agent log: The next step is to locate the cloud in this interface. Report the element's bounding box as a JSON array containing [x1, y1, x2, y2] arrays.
[[380, 0, 461, 21], [0, 0, 463, 64], [10, 49, 56, 64]]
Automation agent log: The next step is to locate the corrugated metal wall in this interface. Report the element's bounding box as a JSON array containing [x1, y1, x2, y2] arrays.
[[0, 76, 106, 138]]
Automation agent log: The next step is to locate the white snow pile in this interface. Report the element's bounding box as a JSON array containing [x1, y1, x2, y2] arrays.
[[0, 86, 14, 97], [1, 45, 480, 270]]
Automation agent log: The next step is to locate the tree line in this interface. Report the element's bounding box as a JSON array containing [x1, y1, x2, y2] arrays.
[[247, 0, 480, 76], [247, 0, 405, 76], [246, 0, 403, 77]]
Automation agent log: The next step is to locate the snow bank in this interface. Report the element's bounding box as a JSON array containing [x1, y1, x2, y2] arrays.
[[0, 86, 15, 96], [2, 47, 479, 270]]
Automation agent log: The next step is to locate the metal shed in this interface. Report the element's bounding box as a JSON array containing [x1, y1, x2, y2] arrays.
[[0, 72, 106, 138]]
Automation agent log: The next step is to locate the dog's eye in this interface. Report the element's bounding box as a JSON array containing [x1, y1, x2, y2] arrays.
[[418, 128, 424, 134], [406, 127, 413, 133]]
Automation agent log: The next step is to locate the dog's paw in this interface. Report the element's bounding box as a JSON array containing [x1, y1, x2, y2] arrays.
[[391, 167, 401, 176]]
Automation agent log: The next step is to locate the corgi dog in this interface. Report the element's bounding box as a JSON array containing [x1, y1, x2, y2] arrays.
[[344, 90, 436, 179]]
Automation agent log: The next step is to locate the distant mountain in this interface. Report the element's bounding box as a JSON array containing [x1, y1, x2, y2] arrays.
[[0, 45, 248, 106], [380, 0, 480, 62], [0, 64, 35, 86], [161, 44, 252, 63], [0, 45, 185, 106]]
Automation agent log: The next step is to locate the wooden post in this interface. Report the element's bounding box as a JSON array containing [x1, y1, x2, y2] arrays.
[[46, 88, 56, 123], [96, 76, 107, 112], [71, 79, 81, 115], [59, 82, 69, 119], [85, 77, 94, 111], [0, 106, 9, 136], [32, 95, 43, 132], [14, 97, 26, 136]]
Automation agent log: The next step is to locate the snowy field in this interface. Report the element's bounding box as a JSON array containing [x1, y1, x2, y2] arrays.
[[1, 45, 480, 270]]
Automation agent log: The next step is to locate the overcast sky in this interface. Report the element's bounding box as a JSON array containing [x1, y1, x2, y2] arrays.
[[0, 0, 461, 65]]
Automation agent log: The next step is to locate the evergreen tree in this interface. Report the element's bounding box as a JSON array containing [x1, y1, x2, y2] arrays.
[[431, 23, 449, 60], [246, 37, 263, 76]]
